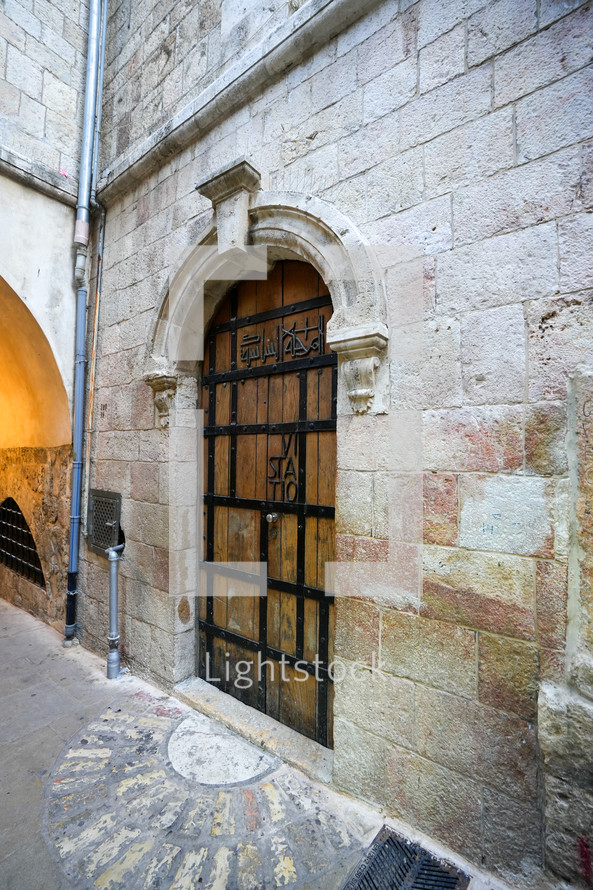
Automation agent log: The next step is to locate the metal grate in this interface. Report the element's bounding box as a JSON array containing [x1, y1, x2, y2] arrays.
[[87, 489, 121, 556], [0, 498, 45, 588], [341, 826, 470, 890]]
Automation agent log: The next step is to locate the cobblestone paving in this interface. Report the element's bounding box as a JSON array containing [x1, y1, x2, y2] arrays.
[[43, 689, 379, 889]]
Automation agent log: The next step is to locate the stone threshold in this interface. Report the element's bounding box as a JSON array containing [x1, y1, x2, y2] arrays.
[[174, 675, 333, 785]]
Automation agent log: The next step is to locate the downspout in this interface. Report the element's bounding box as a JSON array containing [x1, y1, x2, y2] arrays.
[[82, 0, 108, 540], [65, 0, 106, 638]]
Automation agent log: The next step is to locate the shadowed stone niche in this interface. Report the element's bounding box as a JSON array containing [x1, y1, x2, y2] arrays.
[[539, 364, 593, 885]]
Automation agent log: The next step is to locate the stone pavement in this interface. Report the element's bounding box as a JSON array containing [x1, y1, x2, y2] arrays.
[[0, 599, 519, 890]]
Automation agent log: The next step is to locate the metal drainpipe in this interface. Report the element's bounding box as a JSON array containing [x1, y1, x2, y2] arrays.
[[65, 0, 106, 639], [82, 0, 108, 540]]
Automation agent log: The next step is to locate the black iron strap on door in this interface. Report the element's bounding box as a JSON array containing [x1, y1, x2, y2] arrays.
[[199, 284, 337, 748]]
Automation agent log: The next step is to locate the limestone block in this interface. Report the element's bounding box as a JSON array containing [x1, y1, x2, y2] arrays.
[[458, 474, 555, 558], [478, 633, 539, 720], [125, 501, 169, 550], [96, 430, 139, 462], [419, 23, 464, 94], [0, 80, 20, 117], [6, 44, 42, 99], [536, 559, 568, 651], [19, 94, 45, 139], [560, 213, 593, 293], [423, 472, 458, 547], [333, 658, 415, 747], [540, 0, 591, 28], [119, 539, 154, 587], [399, 66, 491, 150], [539, 683, 593, 791], [425, 107, 514, 199], [422, 544, 536, 640], [92, 459, 130, 498], [0, 11, 26, 51], [571, 365, 593, 675], [356, 14, 412, 85], [373, 472, 422, 543], [334, 596, 380, 667], [527, 294, 593, 401], [332, 717, 388, 807], [582, 139, 593, 210], [461, 305, 525, 406], [525, 402, 568, 475], [336, 470, 373, 536], [381, 610, 477, 698], [437, 223, 558, 314], [310, 52, 358, 114], [416, 0, 485, 48], [366, 148, 423, 219], [4, 0, 41, 40], [482, 787, 543, 871], [386, 745, 482, 862], [424, 405, 523, 473], [362, 56, 417, 124], [467, 0, 537, 68], [544, 773, 593, 885], [516, 66, 593, 162], [454, 146, 580, 246], [364, 194, 452, 254], [130, 462, 160, 504], [415, 685, 539, 801], [494, 4, 593, 106]]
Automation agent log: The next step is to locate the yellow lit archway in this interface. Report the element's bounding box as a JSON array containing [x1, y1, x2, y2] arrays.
[[0, 276, 71, 447]]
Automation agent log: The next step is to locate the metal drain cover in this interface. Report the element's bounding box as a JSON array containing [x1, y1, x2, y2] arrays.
[[341, 826, 470, 890]]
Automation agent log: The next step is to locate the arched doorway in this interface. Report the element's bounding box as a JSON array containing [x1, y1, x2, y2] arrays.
[[198, 261, 336, 747]]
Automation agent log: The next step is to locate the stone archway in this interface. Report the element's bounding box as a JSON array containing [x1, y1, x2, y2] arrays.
[[146, 161, 390, 416]]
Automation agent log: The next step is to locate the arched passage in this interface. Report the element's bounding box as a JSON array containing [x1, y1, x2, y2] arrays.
[[0, 276, 71, 447]]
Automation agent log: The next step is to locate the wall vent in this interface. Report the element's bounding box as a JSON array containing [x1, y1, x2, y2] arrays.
[[87, 489, 121, 556], [0, 497, 45, 588]]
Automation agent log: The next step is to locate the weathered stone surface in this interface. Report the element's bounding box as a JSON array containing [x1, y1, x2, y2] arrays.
[[418, 23, 464, 94], [454, 147, 581, 246], [333, 658, 415, 747], [424, 107, 514, 199], [525, 402, 568, 476], [422, 545, 536, 640], [570, 365, 593, 675], [332, 717, 387, 807], [459, 474, 555, 558], [559, 212, 593, 294], [415, 685, 539, 802], [437, 223, 558, 314], [539, 682, 593, 883], [336, 470, 373, 536], [461, 305, 525, 405], [399, 66, 491, 150], [467, 0, 537, 67], [494, 4, 593, 106], [527, 293, 593, 401], [423, 472, 458, 547], [334, 597, 380, 668], [386, 745, 482, 862], [516, 65, 593, 162], [424, 406, 523, 473], [478, 633, 540, 720], [482, 787, 543, 872], [381, 610, 477, 698], [0, 446, 71, 631], [536, 560, 568, 652]]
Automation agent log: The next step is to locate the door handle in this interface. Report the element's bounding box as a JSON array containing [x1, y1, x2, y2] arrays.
[[266, 513, 279, 523]]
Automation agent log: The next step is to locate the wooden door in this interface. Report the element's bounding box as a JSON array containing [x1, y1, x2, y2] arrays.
[[198, 261, 336, 747]]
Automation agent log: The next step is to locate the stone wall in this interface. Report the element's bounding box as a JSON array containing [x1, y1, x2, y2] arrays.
[[0, 446, 71, 631], [86, 0, 593, 882], [0, 0, 89, 188]]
